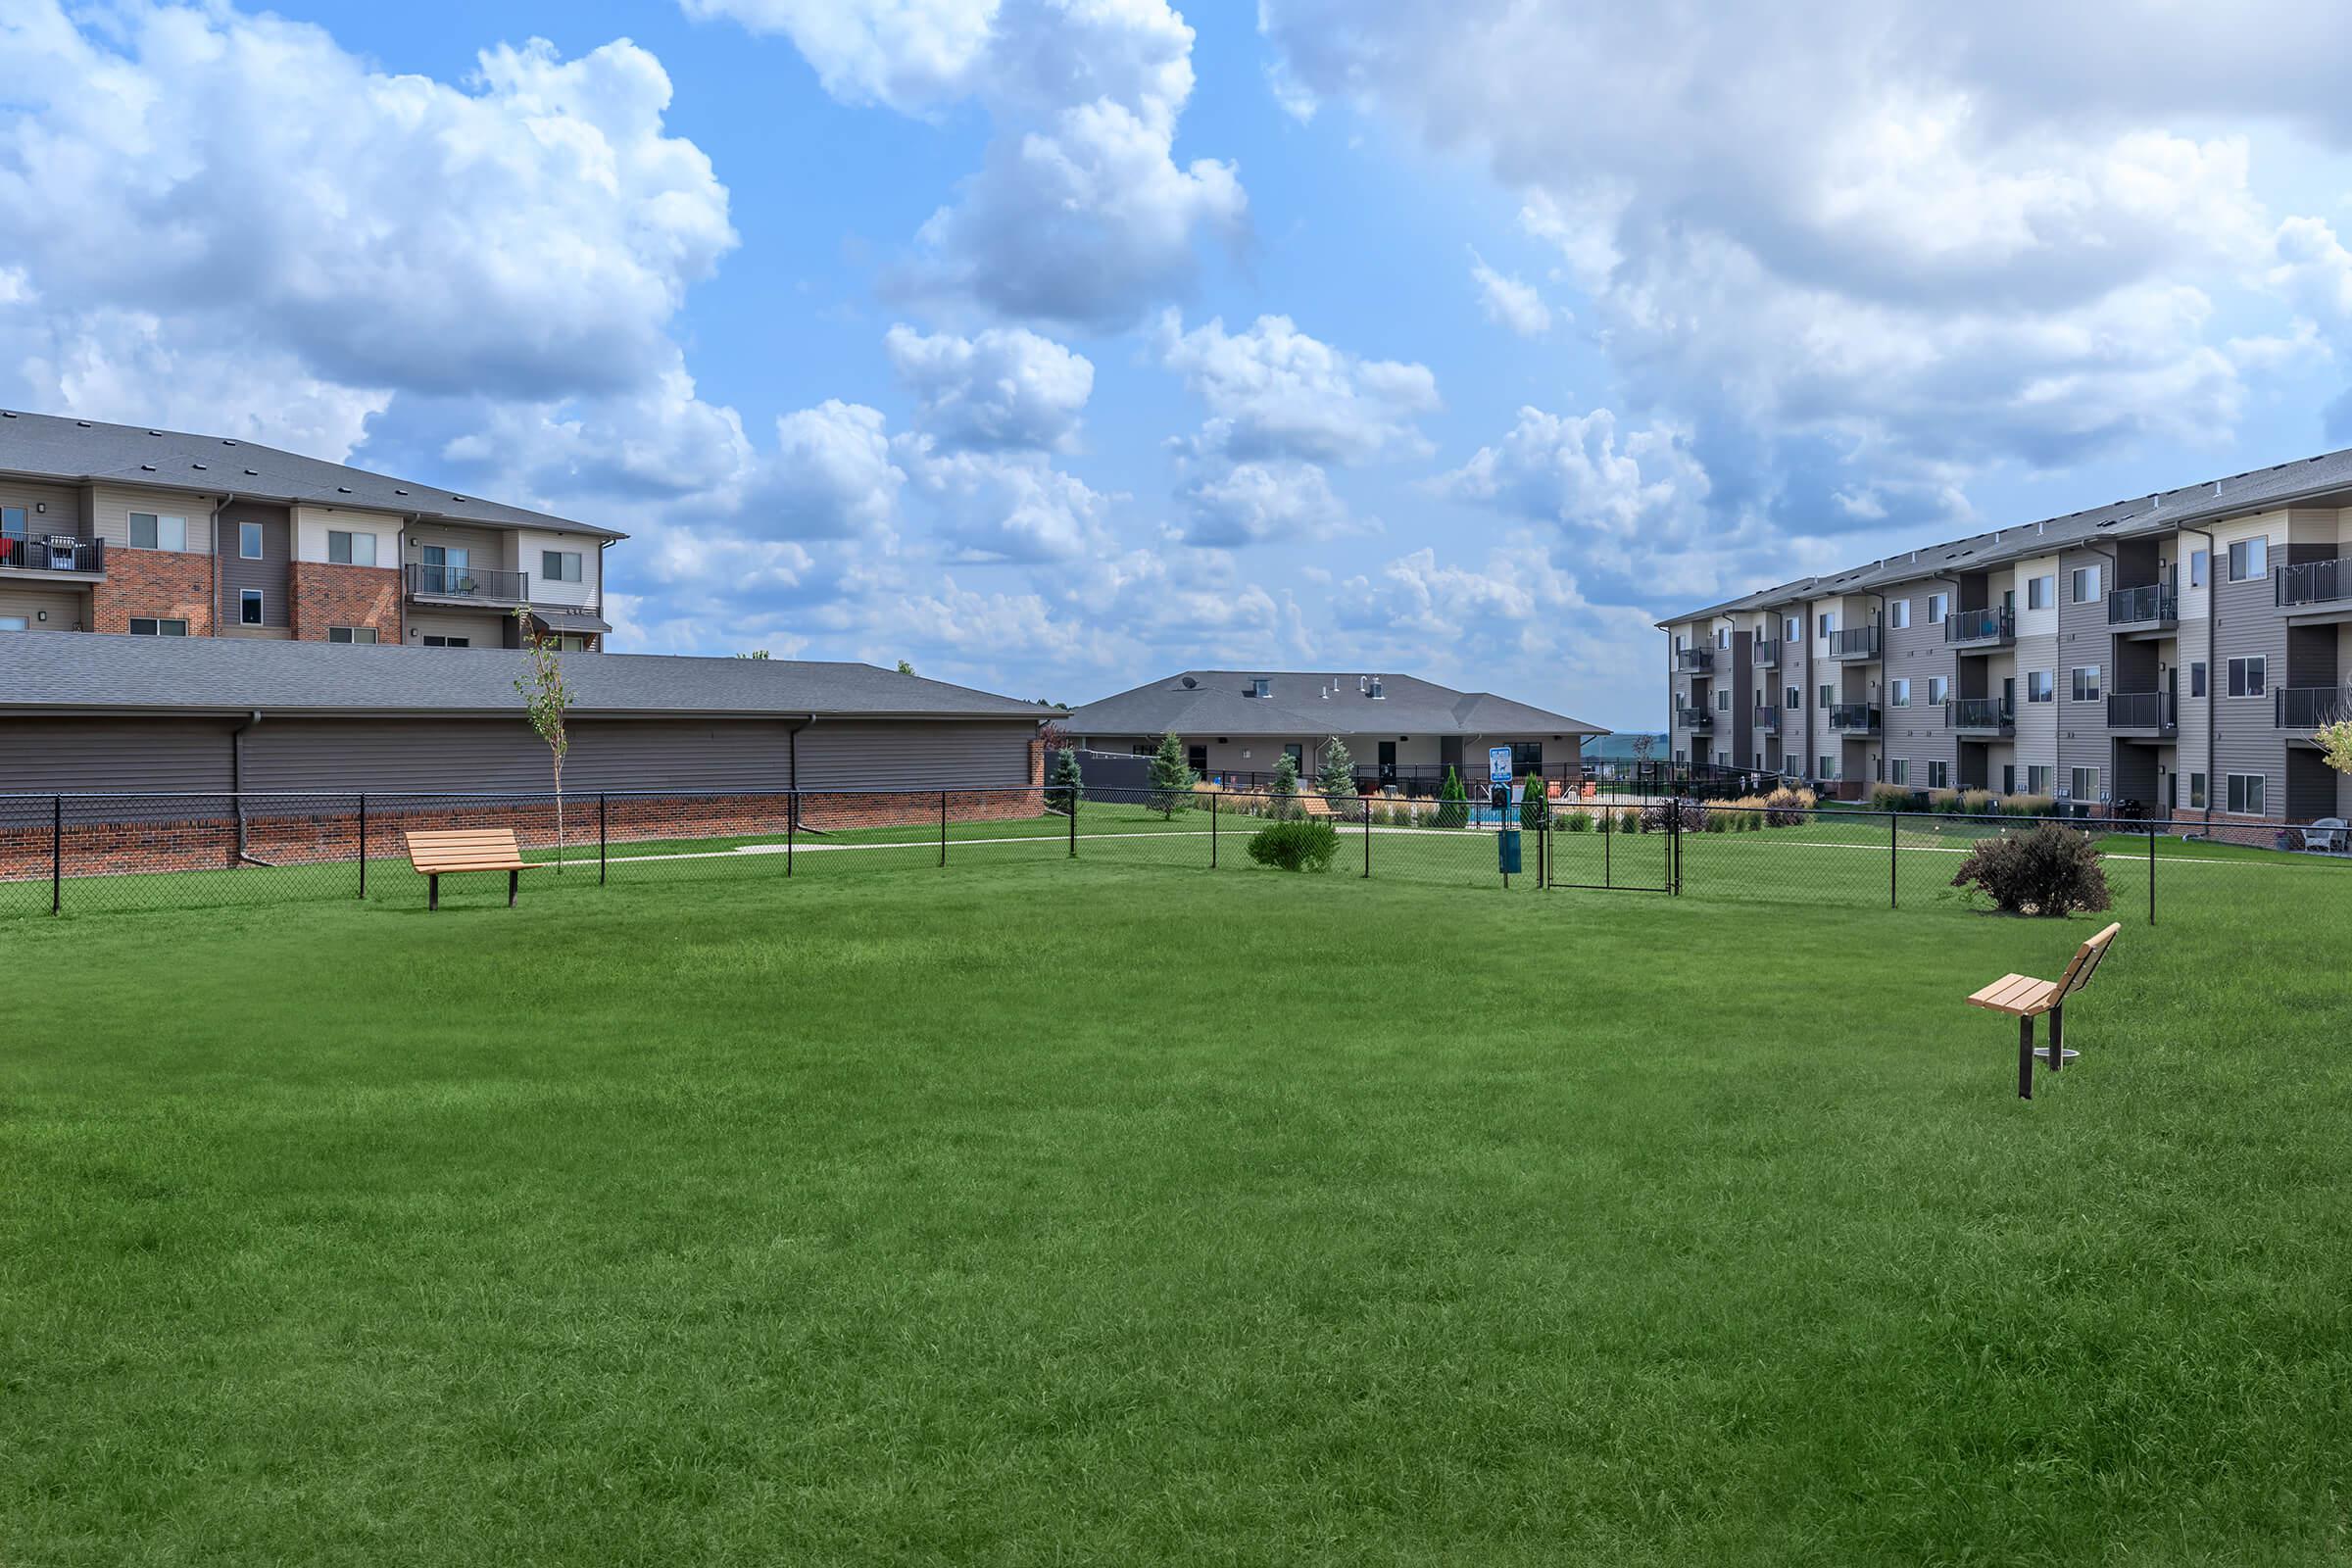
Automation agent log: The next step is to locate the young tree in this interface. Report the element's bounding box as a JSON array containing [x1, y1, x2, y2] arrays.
[[896, 659, 916, 675], [2320, 678, 2352, 777], [1317, 736, 1354, 806], [513, 608, 572, 871], [1147, 731, 1196, 818], [1050, 746, 1085, 814], [1269, 753, 1300, 819], [1520, 770, 1547, 830], [1435, 765, 1468, 829]]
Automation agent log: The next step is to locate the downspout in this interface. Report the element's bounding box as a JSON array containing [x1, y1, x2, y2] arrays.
[[209, 494, 236, 637], [230, 709, 272, 864], [787, 712, 816, 833], [2181, 523, 2219, 836]]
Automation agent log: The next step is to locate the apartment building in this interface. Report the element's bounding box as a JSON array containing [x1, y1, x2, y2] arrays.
[[0, 411, 617, 650], [1660, 449, 2352, 830]]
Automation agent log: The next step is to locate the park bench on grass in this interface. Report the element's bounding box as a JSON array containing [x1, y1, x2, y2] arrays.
[[1966, 921, 2122, 1100], [1297, 794, 1333, 817], [403, 827, 544, 910]]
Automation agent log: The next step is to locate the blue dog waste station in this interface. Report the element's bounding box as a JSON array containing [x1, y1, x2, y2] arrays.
[[1491, 746, 1523, 879]]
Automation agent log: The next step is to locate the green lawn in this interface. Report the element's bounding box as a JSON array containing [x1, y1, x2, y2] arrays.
[[5, 856, 2350, 1564]]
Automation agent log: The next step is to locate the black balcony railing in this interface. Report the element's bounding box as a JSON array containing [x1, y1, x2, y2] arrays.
[[2276, 687, 2351, 729], [2108, 584, 2178, 627], [406, 563, 530, 603], [1753, 705, 1780, 731], [1829, 702, 1881, 732], [1827, 626, 1881, 661], [1943, 606, 2014, 647], [0, 535, 104, 574], [1945, 697, 2014, 732], [2106, 691, 2178, 732], [1675, 648, 1715, 672], [1674, 707, 1714, 730], [1751, 639, 1780, 667], [2277, 556, 2351, 609]]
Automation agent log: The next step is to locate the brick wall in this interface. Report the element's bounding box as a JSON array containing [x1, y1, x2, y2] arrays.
[[290, 562, 402, 643], [91, 549, 213, 635]]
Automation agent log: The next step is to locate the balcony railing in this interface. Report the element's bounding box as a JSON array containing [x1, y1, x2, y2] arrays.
[[2278, 556, 2351, 609], [2108, 584, 2178, 629], [2276, 687, 2351, 729], [1943, 606, 2014, 648], [1945, 697, 2014, 734], [1675, 648, 1715, 672], [0, 535, 104, 574], [1753, 705, 1780, 732], [1751, 639, 1780, 668], [405, 563, 530, 604], [2106, 691, 2178, 733], [1674, 707, 1714, 730], [1828, 703, 1881, 733], [1826, 626, 1881, 661]]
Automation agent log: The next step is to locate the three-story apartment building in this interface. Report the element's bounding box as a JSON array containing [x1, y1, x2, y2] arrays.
[[1661, 449, 2352, 831], [0, 412, 617, 650]]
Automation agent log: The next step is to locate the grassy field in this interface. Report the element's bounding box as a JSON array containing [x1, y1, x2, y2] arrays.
[[5, 856, 2350, 1564]]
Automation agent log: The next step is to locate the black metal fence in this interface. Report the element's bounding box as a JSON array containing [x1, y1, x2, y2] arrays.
[[2, 786, 2345, 928]]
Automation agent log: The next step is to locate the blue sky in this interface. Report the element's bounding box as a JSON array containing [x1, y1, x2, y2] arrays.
[[8, 2, 2352, 728]]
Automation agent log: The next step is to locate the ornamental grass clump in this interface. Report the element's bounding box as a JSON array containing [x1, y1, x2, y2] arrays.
[[1247, 817, 1341, 873], [1949, 822, 2114, 916]]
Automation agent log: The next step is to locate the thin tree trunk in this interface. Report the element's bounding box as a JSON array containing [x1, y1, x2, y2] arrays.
[[555, 759, 565, 872]]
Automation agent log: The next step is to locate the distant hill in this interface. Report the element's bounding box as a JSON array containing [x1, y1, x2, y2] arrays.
[[1581, 733, 1667, 761]]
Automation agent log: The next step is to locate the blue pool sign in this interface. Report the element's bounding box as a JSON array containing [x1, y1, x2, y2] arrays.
[[1488, 745, 1514, 784]]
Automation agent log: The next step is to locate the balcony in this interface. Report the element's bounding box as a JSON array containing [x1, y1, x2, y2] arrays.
[[1945, 697, 2015, 736], [1674, 706, 1714, 731], [0, 535, 104, 576], [2107, 583, 2178, 633], [2106, 691, 2178, 735], [2276, 686, 2351, 729], [1825, 626, 1881, 662], [1751, 639, 1780, 668], [2278, 556, 2351, 610], [1674, 648, 1715, 672], [406, 562, 530, 606], [1829, 702, 1881, 734], [1943, 606, 2014, 650], [1753, 705, 1781, 732]]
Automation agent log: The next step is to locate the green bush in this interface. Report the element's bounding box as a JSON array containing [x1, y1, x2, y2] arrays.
[[1867, 782, 1916, 810], [1949, 822, 2113, 916], [1762, 788, 1810, 828], [1564, 809, 1592, 833], [1246, 817, 1341, 873], [1520, 772, 1547, 830], [1434, 766, 1469, 829], [2004, 794, 2057, 818]]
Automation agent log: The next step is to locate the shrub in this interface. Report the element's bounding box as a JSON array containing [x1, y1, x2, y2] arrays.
[[1867, 782, 1915, 810], [1050, 747, 1084, 812], [2004, 794, 2056, 819], [1147, 731, 1195, 818], [1317, 737, 1355, 807], [1434, 766, 1469, 829], [1641, 798, 1707, 834], [1949, 822, 2113, 916], [1618, 808, 1640, 834], [1520, 772, 1547, 830], [1247, 817, 1341, 873], [1761, 788, 1811, 828], [1957, 788, 1996, 818], [1267, 754, 1300, 820], [1564, 809, 1592, 833]]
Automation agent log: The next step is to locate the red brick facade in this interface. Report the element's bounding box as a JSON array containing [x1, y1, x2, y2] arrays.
[[91, 548, 213, 636], [290, 562, 402, 643]]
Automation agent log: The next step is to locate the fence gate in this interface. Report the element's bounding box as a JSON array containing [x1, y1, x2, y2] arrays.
[[1544, 806, 1675, 893]]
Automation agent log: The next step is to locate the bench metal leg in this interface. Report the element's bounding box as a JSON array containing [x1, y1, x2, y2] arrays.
[[2048, 1005, 2063, 1071], [2018, 1015, 2034, 1101], [428, 872, 439, 911], [509, 868, 518, 907]]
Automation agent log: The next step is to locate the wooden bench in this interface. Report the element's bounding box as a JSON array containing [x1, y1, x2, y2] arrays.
[[403, 827, 543, 910], [1297, 794, 1333, 817], [1966, 921, 2121, 1099]]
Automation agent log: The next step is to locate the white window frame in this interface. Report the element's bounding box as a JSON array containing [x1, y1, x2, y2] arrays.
[[2071, 564, 2101, 604], [128, 617, 189, 636], [542, 549, 583, 584], [1927, 675, 1948, 705], [239, 589, 264, 625], [2188, 772, 2207, 809], [1888, 599, 1911, 630], [2026, 670, 2053, 704], [1818, 612, 1835, 638], [2027, 764, 2053, 796], [1926, 592, 1948, 624], [327, 625, 379, 645], [2189, 549, 2208, 588], [1928, 760, 1949, 790], [2071, 766, 2099, 803], [239, 521, 264, 561], [2226, 656, 2266, 698], [1784, 615, 1800, 642], [1818, 684, 1834, 709], [129, 512, 188, 552], [1716, 688, 1731, 710], [421, 634, 471, 648], [2226, 772, 2266, 815], [2070, 665, 2101, 703], [2028, 575, 2055, 611], [2228, 537, 2268, 582], [327, 529, 378, 567], [1888, 678, 1911, 708], [1817, 755, 1837, 780]]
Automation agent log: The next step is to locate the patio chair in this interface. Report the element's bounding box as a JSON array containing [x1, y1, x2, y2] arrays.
[[2304, 818, 2346, 855]]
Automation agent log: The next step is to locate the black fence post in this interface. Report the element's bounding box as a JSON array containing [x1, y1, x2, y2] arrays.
[[600, 793, 609, 886], [786, 792, 795, 878], [51, 794, 62, 915], [2148, 818, 2157, 926], [1210, 788, 1218, 869], [1603, 800, 1612, 889], [1668, 797, 1681, 897], [358, 794, 368, 900], [1890, 810, 1898, 909], [1069, 786, 1078, 858], [1362, 795, 1371, 878], [940, 789, 949, 868]]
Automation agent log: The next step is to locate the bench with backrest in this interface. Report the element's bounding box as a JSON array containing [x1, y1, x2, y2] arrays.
[[403, 827, 543, 910], [1965, 921, 2121, 1099]]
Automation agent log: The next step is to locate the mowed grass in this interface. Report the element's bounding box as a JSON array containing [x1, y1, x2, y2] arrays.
[[5, 861, 2351, 1564]]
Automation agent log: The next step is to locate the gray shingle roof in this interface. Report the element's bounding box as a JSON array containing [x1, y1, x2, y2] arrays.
[[0, 410, 624, 539], [1065, 670, 1606, 738], [0, 633, 1055, 720], [1657, 442, 2352, 625]]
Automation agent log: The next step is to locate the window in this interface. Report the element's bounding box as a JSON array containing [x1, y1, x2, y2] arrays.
[[1251, 677, 1270, 698], [2027, 764, 2053, 795], [1888, 759, 1908, 785], [1926, 592, 1947, 624], [1889, 678, 1911, 708], [127, 617, 188, 636], [128, 512, 187, 551], [1818, 612, 1835, 638], [2228, 537, 2268, 581], [2227, 773, 2267, 815], [2188, 772, 2207, 809], [0, 506, 24, 543], [421, 634, 471, 648], [564, 636, 592, 652], [1715, 689, 1731, 710], [1786, 685, 1801, 709], [1784, 615, 1800, 642], [0, 615, 26, 632], [1888, 599, 1911, 630], [2027, 670, 2054, 703], [2189, 549, 2208, 588], [327, 626, 379, 645], [239, 589, 264, 625], [1510, 742, 1544, 774], [1928, 760, 1949, 790], [1817, 755, 1836, 779], [1927, 676, 1948, 704], [2190, 662, 2207, 698], [2028, 574, 2055, 611], [327, 530, 378, 566], [2071, 564, 2101, 604], [2070, 766, 2099, 803], [1818, 684, 1834, 709], [239, 521, 264, 560], [2227, 656, 2265, 697], [1715, 627, 1730, 649], [2070, 665, 2101, 703], [2001, 764, 2017, 796], [542, 550, 583, 584]]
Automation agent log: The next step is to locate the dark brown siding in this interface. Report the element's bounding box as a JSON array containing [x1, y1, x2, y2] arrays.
[[216, 501, 292, 630], [1, 718, 237, 792]]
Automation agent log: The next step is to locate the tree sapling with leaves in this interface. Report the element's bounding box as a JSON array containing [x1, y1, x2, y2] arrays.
[[513, 608, 572, 871]]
